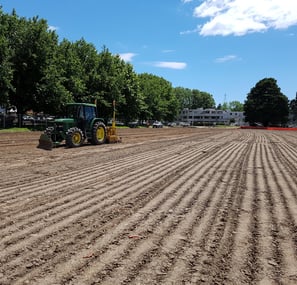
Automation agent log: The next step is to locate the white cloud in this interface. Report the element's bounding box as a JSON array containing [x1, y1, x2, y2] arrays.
[[181, 0, 193, 3], [180, 27, 200, 35], [154, 61, 187, 69], [215, 54, 239, 63], [193, 0, 297, 36], [119, 53, 137, 62]]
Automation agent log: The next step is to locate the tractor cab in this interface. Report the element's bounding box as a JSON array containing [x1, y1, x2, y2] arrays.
[[65, 103, 99, 135]]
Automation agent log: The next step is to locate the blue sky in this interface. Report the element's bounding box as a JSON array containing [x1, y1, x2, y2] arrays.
[[1, 0, 297, 105]]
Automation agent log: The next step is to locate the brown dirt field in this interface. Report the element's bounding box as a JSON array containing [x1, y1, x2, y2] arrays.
[[1, 127, 297, 285]]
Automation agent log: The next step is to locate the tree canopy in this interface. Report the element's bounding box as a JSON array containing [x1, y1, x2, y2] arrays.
[[244, 78, 289, 126], [173, 87, 215, 110], [138, 73, 179, 122], [218, 101, 243, 111], [10, 14, 61, 114]]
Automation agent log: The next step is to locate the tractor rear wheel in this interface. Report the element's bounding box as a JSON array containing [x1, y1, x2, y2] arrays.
[[66, 127, 84, 147], [91, 121, 107, 145]]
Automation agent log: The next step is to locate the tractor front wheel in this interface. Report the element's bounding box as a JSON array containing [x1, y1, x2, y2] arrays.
[[91, 121, 107, 145], [66, 127, 84, 148]]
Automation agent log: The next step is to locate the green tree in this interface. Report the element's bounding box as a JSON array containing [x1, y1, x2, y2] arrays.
[[4, 10, 62, 115], [229, 101, 244, 111], [191, 90, 216, 109], [115, 63, 144, 122], [220, 102, 229, 110], [173, 87, 215, 111], [94, 47, 142, 120], [220, 101, 243, 111], [173, 87, 192, 109], [289, 92, 297, 122], [244, 78, 289, 126], [165, 90, 179, 122], [36, 57, 72, 115], [57, 38, 101, 105], [0, 9, 14, 107], [138, 73, 177, 122], [57, 39, 87, 103]]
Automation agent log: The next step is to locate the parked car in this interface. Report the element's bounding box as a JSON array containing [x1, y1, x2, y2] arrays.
[[153, 121, 163, 128], [128, 121, 139, 128], [107, 119, 124, 126], [179, 122, 190, 127], [22, 115, 35, 122], [167, 122, 177, 127]]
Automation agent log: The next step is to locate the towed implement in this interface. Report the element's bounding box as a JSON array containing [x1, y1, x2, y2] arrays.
[[38, 102, 121, 150]]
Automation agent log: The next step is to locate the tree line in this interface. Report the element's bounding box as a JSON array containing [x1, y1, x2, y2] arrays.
[[0, 8, 217, 124], [1, 8, 296, 127]]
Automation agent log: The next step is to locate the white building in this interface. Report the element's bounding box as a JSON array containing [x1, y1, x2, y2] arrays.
[[180, 108, 245, 126]]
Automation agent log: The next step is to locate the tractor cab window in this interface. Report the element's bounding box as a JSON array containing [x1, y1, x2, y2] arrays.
[[84, 106, 96, 122]]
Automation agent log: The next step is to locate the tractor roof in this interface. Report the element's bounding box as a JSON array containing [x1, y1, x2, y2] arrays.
[[66, 102, 96, 108]]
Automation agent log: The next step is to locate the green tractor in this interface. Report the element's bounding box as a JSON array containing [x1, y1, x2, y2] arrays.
[[38, 102, 120, 150]]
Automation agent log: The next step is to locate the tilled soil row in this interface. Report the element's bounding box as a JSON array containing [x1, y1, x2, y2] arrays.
[[1, 130, 237, 284], [0, 128, 297, 285]]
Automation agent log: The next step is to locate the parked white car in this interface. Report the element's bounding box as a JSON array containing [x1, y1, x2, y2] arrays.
[[153, 121, 163, 128]]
